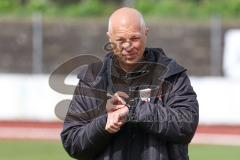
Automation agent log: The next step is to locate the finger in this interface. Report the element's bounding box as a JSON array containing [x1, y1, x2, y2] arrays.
[[105, 124, 116, 133], [110, 123, 121, 130], [111, 95, 126, 105], [107, 127, 119, 133], [106, 121, 119, 133], [105, 121, 123, 134], [106, 122, 120, 133], [106, 97, 123, 111], [107, 105, 124, 112], [116, 121, 123, 126], [113, 104, 126, 110], [115, 91, 129, 99]]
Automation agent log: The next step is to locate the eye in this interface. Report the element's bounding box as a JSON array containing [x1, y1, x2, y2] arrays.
[[131, 37, 140, 42], [116, 39, 124, 43]]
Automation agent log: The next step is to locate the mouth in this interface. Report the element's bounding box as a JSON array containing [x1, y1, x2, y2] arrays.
[[125, 53, 136, 58], [122, 51, 137, 59], [123, 55, 137, 62]]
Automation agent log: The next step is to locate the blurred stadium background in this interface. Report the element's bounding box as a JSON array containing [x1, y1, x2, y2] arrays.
[[0, 0, 240, 159]]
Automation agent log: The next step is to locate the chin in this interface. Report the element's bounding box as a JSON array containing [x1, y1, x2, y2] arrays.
[[125, 58, 141, 65], [117, 52, 143, 65]]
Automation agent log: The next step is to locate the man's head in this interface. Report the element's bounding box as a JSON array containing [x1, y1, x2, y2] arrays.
[[107, 7, 149, 72]]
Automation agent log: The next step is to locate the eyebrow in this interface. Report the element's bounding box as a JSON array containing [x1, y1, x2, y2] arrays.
[[129, 33, 141, 37], [115, 33, 141, 39]]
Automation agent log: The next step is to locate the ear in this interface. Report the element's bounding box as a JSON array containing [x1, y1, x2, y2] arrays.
[[145, 27, 149, 36], [106, 32, 112, 42], [106, 31, 111, 38]]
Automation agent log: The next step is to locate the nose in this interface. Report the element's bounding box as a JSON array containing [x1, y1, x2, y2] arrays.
[[122, 41, 133, 52]]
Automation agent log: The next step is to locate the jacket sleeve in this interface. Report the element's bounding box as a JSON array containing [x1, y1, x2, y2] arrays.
[[61, 81, 112, 160], [132, 72, 199, 144]]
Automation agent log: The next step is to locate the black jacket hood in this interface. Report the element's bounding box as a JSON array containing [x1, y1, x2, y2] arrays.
[[143, 48, 186, 78]]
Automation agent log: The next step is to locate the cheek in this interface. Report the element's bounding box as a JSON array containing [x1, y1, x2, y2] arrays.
[[132, 41, 141, 49], [112, 41, 122, 53], [133, 40, 145, 52], [114, 41, 123, 50]]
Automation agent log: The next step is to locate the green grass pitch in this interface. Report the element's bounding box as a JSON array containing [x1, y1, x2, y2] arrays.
[[0, 140, 239, 160]]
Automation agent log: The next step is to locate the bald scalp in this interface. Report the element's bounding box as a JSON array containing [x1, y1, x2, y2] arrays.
[[108, 7, 146, 34]]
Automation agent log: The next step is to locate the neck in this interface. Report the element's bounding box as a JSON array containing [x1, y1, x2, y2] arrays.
[[118, 62, 139, 73]]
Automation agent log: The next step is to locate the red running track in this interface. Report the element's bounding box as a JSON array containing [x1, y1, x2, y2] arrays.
[[1, 121, 240, 145]]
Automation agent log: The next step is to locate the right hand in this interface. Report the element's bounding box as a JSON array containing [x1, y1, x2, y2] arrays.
[[105, 91, 129, 134], [105, 106, 129, 134]]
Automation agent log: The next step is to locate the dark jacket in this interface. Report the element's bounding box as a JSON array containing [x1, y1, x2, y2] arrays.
[[61, 48, 199, 160]]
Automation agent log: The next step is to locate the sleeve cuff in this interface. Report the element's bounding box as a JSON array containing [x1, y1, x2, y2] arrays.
[[95, 114, 111, 136]]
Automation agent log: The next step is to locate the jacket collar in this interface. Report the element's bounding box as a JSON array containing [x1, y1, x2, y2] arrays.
[[78, 48, 186, 86], [106, 48, 186, 79]]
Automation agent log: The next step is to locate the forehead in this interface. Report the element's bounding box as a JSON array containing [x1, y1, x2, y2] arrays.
[[111, 25, 142, 37]]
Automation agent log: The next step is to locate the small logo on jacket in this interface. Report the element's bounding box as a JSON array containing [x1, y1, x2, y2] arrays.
[[139, 88, 151, 102]]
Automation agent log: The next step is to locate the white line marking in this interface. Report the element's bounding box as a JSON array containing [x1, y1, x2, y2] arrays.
[[192, 133, 240, 146]]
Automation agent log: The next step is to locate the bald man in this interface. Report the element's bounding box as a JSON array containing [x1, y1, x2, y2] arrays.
[[61, 7, 199, 160]]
